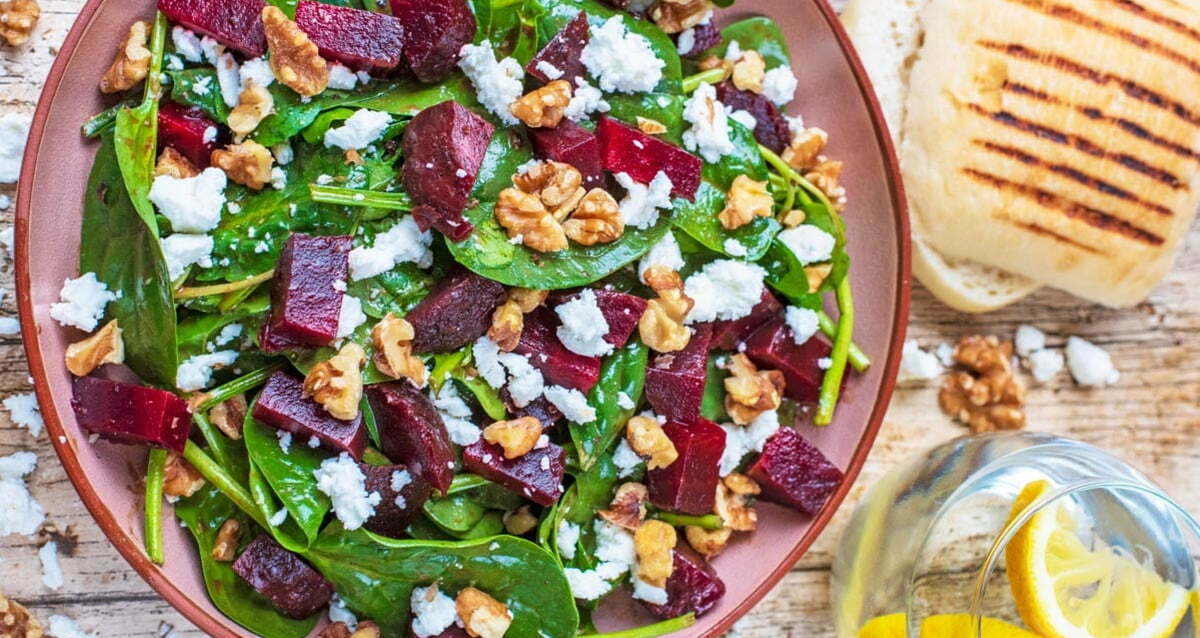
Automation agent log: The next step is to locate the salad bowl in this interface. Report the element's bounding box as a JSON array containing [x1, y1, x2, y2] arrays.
[[16, 0, 909, 635]]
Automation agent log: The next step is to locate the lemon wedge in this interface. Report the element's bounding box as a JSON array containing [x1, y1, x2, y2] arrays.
[[858, 612, 1042, 637], [1005, 480, 1191, 638]]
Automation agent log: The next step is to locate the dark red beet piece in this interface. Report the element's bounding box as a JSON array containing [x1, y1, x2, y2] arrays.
[[504, 392, 562, 430], [742, 317, 831, 402], [641, 551, 727, 619], [411, 625, 471, 638], [549, 289, 647, 348], [709, 290, 783, 350], [644, 323, 713, 423], [359, 462, 431, 538], [406, 267, 506, 354], [258, 233, 351, 352], [70, 377, 191, 453], [402, 101, 494, 240], [596, 116, 701, 200], [528, 120, 605, 189], [525, 12, 590, 85], [232, 535, 332, 619], [514, 307, 602, 393], [597, 0, 649, 17], [746, 428, 843, 516], [647, 419, 725, 515], [390, 0, 475, 82], [158, 102, 223, 169], [461, 440, 566, 506], [715, 82, 792, 154], [295, 1, 405, 73], [252, 371, 367, 458], [411, 203, 473, 243], [366, 382, 456, 493], [675, 21, 721, 58], [158, 0, 266, 57]]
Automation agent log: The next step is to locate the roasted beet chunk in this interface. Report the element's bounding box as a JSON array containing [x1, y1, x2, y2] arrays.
[[675, 21, 721, 58], [506, 393, 563, 430], [70, 377, 191, 453], [528, 120, 605, 189], [461, 440, 566, 506], [747, 428, 843, 516], [641, 551, 726, 619], [644, 323, 713, 423], [232, 535, 332, 619], [514, 307, 602, 393], [402, 101, 494, 240], [596, 117, 701, 200], [259, 233, 351, 352], [525, 12, 590, 85], [411, 624, 471, 638], [295, 1, 405, 73], [406, 267, 506, 354], [253, 371, 367, 458], [367, 382, 456, 492], [359, 462, 431, 537], [158, 0, 266, 57], [709, 290, 783, 350], [158, 102, 223, 169], [647, 419, 725, 515], [742, 317, 831, 402], [390, 0, 475, 82], [715, 82, 792, 154]]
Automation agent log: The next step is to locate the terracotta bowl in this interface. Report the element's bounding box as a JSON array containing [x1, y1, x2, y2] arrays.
[[16, 0, 909, 635]]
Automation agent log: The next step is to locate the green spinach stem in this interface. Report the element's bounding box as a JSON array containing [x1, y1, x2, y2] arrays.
[[580, 614, 696, 638], [175, 269, 275, 300], [143, 12, 168, 102], [818, 311, 869, 372], [81, 102, 131, 138], [144, 448, 168, 565], [681, 68, 727, 93], [650, 511, 723, 530], [309, 184, 413, 210], [191, 412, 233, 469], [183, 440, 268, 529], [198, 362, 285, 411], [815, 277, 854, 425]]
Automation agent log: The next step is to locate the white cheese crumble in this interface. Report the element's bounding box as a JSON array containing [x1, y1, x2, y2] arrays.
[[314, 453, 381, 531], [762, 66, 798, 106], [214, 323, 243, 347], [556, 289, 613, 357], [390, 469, 412, 508], [897, 340, 943, 385], [272, 143, 294, 166], [536, 60, 564, 80], [276, 430, 293, 454], [48, 615, 97, 638], [723, 238, 749, 257], [818, 357, 833, 370], [161, 234, 215, 280], [556, 520, 581, 559], [177, 351, 238, 391], [410, 585, 458, 638], [0, 113, 32, 184], [729, 109, 757, 131], [1014, 325, 1046, 358], [336, 295, 367, 338], [564, 78, 610, 121], [268, 507, 289, 527], [724, 40, 743, 62], [49, 272, 117, 332], [615, 171, 673, 229], [564, 520, 637, 600], [431, 383, 482, 446], [325, 110, 392, 150], [40, 539, 63, 589], [612, 438, 643, 478], [581, 16, 664, 94], [632, 578, 669, 605], [0, 317, 18, 336], [544, 385, 596, 423], [681, 83, 734, 163], [719, 409, 780, 475], [239, 57, 275, 89], [676, 28, 696, 55], [171, 27, 204, 63], [1065, 336, 1120, 387], [1028, 348, 1065, 384], [784, 306, 819, 345], [4, 392, 43, 438], [473, 337, 546, 407], [327, 63, 360, 91], [683, 260, 767, 324], [329, 594, 358, 631], [215, 52, 242, 108], [458, 40, 524, 125], [777, 224, 835, 264], [348, 216, 434, 280], [149, 167, 228, 234], [617, 392, 635, 410], [0, 451, 44, 536], [935, 342, 955, 368], [0, 195, 9, 210], [0, 227, 12, 259], [638, 231, 684, 284]]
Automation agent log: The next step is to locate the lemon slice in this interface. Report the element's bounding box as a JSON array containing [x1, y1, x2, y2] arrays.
[[1005, 480, 1191, 638], [858, 612, 1042, 637]]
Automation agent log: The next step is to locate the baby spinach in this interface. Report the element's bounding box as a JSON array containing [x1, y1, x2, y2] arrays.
[[243, 405, 332, 549], [703, 119, 768, 189], [167, 68, 230, 123], [670, 182, 779, 261], [423, 493, 489, 533], [760, 189, 849, 308], [347, 264, 435, 319], [699, 354, 728, 422], [717, 17, 791, 70], [570, 341, 647, 470], [356, 76, 483, 116], [253, 83, 395, 147], [564, 453, 620, 526], [473, 129, 535, 201], [176, 294, 269, 359], [113, 12, 168, 233]]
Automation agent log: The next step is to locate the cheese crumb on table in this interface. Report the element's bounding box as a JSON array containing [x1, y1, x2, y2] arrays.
[[1065, 336, 1120, 387], [49, 615, 97, 638], [3, 392, 43, 437], [897, 339, 943, 384], [1014, 325, 1046, 358], [0, 113, 32, 184], [0, 451, 44, 536], [1027, 348, 1065, 384], [39, 540, 63, 589]]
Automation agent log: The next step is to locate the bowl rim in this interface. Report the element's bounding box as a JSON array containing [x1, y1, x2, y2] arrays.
[[14, 0, 910, 634]]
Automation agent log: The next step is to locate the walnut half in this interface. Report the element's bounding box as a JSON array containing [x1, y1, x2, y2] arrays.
[[563, 188, 623, 246], [722, 354, 784, 425], [494, 188, 568, 253], [211, 518, 240, 562], [456, 587, 512, 638], [510, 80, 572, 129], [638, 266, 693, 353], [719, 175, 773, 231], [155, 147, 199, 180], [65, 319, 124, 377], [263, 6, 328, 97], [228, 81, 275, 140], [303, 342, 366, 420], [163, 451, 206, 500], [212, 140, 275, 190], [513, 161, 586, 221], [482, 416, 542, 459], [488, 299, 524, 352], [100, 20, 151, 94], [649, 0, 712, 34], [634, 520, 677, 587], [598, 482, 648, 530], [371, 313, 426, 387], [625, 415, 677, 470]]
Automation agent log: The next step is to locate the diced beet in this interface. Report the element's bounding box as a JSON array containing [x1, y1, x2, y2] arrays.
[[647, 419, 725, 515], [746, 428, 843, 516], [158, 102, 223, 169], [709, 290, 783, 350], [525, 12, 590, 85], [505, 392, 562, 430], [514, 307, 602, 393], [461, 440, 566, 506], [402, 101, 494, 240], [549, 289, 646, 348], [258, 233, 351, 352], [367, 382, 456, 493], [232, 535, 332, 619], [359, 462, 430, 538], [253, 371, 367, 458], [295, 1, 405, 73], [597, 0, 649, 17], [675, 21, 721, 58], [644, 323, 713, 423], [411, 203, 473, 243], [410, 624, 471, 638], [70, 377, 191, 453], [390, 0, 475, 83], [406, 267, 506, 354], [528, 120, 605, 189], [641, 551, 726, 619], [596, 117, 701, 200], [742, 317, 831, 403], [158, 0, 266, 57], [715, 82, 792, 154]]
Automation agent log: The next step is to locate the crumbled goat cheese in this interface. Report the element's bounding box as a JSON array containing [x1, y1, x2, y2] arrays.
[[897, 340, 943, 385], [431, 383, 482, 446], [314, 453, 381, 531], [723, 238, 749, 257], [1015, 325, 1046, 358], [49, 272, 117, 332], [203, 126, 219, 144], [762, 66, 798, 106], [391, 469, 412, 508], [1065, 336, 1120, 387], [336, 295, 368, 338], [615, 171, 673, 229], [0, 113, 32, 184], [272, 143, 294, 166], [536, 60, 564, 80], [410, 585, 458, 638], [329, 594, 358, 632], [719, 410, 780, 476], [612, 438, 643, 478], [556, 289, 613, 357], [214, 323, 243, 347], [327, 63, 360, 91], [0, 195, 9, 209], [784, 306, 820, 345], [48, 615, 97, 638], [268, 507, 289, 526], [632, 578, 669, 604], [729, 109, 757, 131], [276, 430, 293, 454], [474, 336, 507, 388], [177, 351, 238, 391], [1028, 349, 1065, 384], [935, 342, 955, 368], [474, 337, 547, 407], [308, 435, 321, 448], [684, 260, 767, 324], [564, 520, 637, 599], [565, 567, 615, 600], [0, 451, 44, 536], [215, 53, 242, 108], [239, 57, 275, 89], [325, 110, 393, 150], [564, 78, 610, 121], [149, 167, 228, 233], [681, 83, 735, 162], [724, 40, 743, 62], [557, 520, 581, 559], [162, 234, 215, 280], [676, 27, 696, 55], [777, 224, 835, 264], [171, 27, 204, 63], [595, 519, 636, 566], [0, 318, 17, 336], [544, 385, 597, 423], [349, 216, 434, 280], [458, 40, 524, 125], [40, 540, 63, 589], [582, 16, 664, 94], [617, 392, 635, 410], [192, 76, 213, 96], [4, 393, 43, 438], [786, 114, 806, 136], [818, 357, 833, 370], [638, 231, 685, 283]]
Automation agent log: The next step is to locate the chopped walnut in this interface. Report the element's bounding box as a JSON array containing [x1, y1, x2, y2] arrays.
[[718, 175, 773, 231], [303, 342, 366, 420], [212, 140, 275, 190], [100, 20, 151, 93], [350, 622, 381, 638], [508, 287, 548, 313], [163, 451, 206, 499], [456, 587, 512, 638], [724, 472, 760, 496], [715, 474, 757, 531], [208, 394, 247, 440], [0, 591, 43, 638], [649, 0, 712, 34], [503, 505, 538, 535], [639, 266, 693, 353], [64, 319, 124, 377], [697, 55, 733, 81], [211, 518, 240, 562], [722, 354, 784, 425], [344, 149, 364, 166], [488, 300, 524, 352], [805, 263, 832, 293], [513, 161, 586, 221], [316, 623, 352, 638], [510, 80, 572, 128], [779, 208, 806, 228], [564, 188, 623, 245], [938, 335, 1026, 432], [806, 159, 847, 209], [625, 415, 678, 470], [0, 0, 39, 46], [598, 482, 648, 530], [634, 520, 677, 587], [494, 187, 568, 252], [263, 5, 328, 97], [685, 524, 731, 559], [637, 116, 667, 135], [731, 50, 766, 94], [155, 147, 199, 179], [228, 82, 275, 140], [782, 127, 828, 172], [371, 313, 426, 387], [482, 416, 542, 459]]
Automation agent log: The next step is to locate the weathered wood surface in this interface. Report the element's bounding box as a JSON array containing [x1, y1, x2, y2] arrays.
[[1, 1, 1198, 636]]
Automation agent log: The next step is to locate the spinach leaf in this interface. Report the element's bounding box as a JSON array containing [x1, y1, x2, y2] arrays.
[[702, 119, 767, 189], [570, 341, 647, 470], [458, 511, 506, 539], [761, 191, 849, 307], [253, 83, 395, 147], [564, 453, 620, 526], [283, 319, 391, 384], [306, 528, 579, 637], [167, 68, 230, 123], [670, 181, 779, 261], [347, 264, 435, 319], [423, 493, 488, 533], [356, 76, 483, 116], [113, 12, 167, 233], [473, 129, 535, 201], [717, 17, 791, 70], [699, 354, 728, 422], [176, 294, 270, 358], [243, 404, 332, 548]]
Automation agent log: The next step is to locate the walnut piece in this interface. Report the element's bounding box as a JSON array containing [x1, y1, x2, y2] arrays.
[[163, 451, 206, 499], [488, 300, 524, 352], [64, 319, 124, 377], [938, 335, 1027, 433], [100, 20, 151, 93], [0, 591, 43, 638], [349, 622, 381, 638], [806, 159, 847, 210], [263, 5, 328, 97], [638, 266, 693, 353], [805, 263, 832, 293], [782, 127, 828, 172], [697, 55, 732, 81], [228, 81, 276, 140], [685, 524, 731, 559], [0, 0, 39, 46], [482, 416, 542, 459], [317, 623, 353, 638], [598, 482, 648, 530], [625, 415, 678, 470], [513, 161, 586, 221], [779, 208, 806, 228], [731, 50, 766, 94], [722, 353, 784, 425], [564, 188, 623, 245], [456, 587, 512, 638], [510, 80, 572, 128], [212, 140, 275, 190], [211, 518, 240, 562], [208, 394, 247, 440], [304, 342, 366, 420], [718, 175, 773, 231], [634, 520, 677, 587], [649, 0, 712, 34], [508, 287, 548, 313], [494, 187, 568, 252], [155, 147, 199, 179], [371, 313, 426, 387], [503, 505, 538, 535], [715, 474, 757, 531], [637, 116, 667, 135]]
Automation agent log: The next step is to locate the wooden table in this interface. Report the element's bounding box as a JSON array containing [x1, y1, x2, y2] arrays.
[[2, 2, 1198, 636]]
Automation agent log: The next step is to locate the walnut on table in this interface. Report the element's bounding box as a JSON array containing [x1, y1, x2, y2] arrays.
[[938, 335, 1027, 432], [0, 0, 40, 47], [0, 591, 43, 638]]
